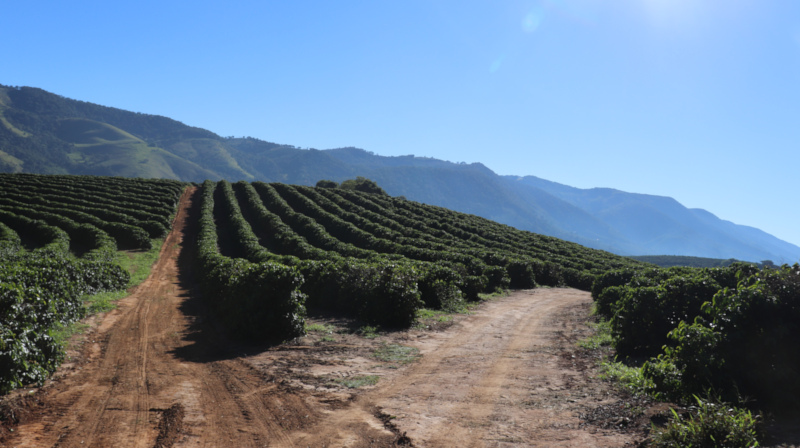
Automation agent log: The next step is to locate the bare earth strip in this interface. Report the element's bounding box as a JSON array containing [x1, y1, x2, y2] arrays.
[[3, 187, 644, 447], [281, 289, 639, 447]]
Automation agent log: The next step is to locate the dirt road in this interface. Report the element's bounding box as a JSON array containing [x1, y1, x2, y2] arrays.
[[276, 289, 641, 448], [2, 188, 646, 447]]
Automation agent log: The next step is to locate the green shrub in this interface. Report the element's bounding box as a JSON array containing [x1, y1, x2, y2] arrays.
[[611, 274, 720, 358], [650, 397, 761, 448], [643, 321, 722, 402], [418, 264, 464, 311]]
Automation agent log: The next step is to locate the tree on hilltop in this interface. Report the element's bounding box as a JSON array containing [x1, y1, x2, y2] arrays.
[[339, 176, 388, 196]]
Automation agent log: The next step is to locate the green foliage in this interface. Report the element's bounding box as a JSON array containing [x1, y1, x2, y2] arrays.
[[576, 319, 613, 350], [593, 262, 800, 412], [297, 258, 423, 328], [189, 178, 645, 340], [417, 264, 465, 312], [0, 254, 130, 393], [196, 180, 306, 341], [373, 343, 420, 365], [678, 266, 800, 409], [611, 274, 720, 357], [650, 397, 761, 448], [315, 179, 338, 188], [642, 322, 722, 402], [338, 176, 388, 195], [597, 360, 654, 396]]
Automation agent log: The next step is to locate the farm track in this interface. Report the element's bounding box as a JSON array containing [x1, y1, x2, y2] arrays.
[[284, 289, 641, 447], [4, 187, 647, 447]]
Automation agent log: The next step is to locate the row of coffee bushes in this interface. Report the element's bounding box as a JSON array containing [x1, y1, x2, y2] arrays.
[[0, 173, 184, 393], [0, 174, 184, 246], [312, 187, 617, 288], [238, 181, 490, 307], [359, 187, 634, 276], [0, 205, 118, 262], [195, 180, 307, 341], [198, 180, 647, 338], [233, 181, 474, 308], [268, 183, 541, 290], [203, 181, 438, 328], [0, 197, 151, 249], [287, 184, 626, 287], [225, 181, 470, 318], [0, 230, 130, 393], [0, 173, 182, 213], [0, 188, 168, 239], [0, 210, 70, 257], [592, 263, 800, 410]]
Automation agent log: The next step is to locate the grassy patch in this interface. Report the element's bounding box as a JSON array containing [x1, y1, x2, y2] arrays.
[[373, 343, 420, 365], [355, 325, 380, 339], [414, 299, 480, 329], [415, 308, 454, 324], [577, 319, 614, 350], [334, 375, 379, 389], [84, 290, 129, 314], [305, 323, 336, 333], [49, 321, 90, 353], [597, 360, 654, 396], [115, 239, 164, 287], [477, 289, 510, 301], [81, 239, 164, 314]]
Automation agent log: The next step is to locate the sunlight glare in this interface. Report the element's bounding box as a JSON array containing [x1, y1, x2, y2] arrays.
[[522, 9, 543, 33], [640, 0, 706, 30]]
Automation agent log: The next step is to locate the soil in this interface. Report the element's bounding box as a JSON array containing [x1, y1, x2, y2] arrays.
[[0, 187, 675, 447]]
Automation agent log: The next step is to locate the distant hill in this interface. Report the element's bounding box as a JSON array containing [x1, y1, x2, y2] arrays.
[[2, 83, 799, 263], [511, 176, 800, 263]]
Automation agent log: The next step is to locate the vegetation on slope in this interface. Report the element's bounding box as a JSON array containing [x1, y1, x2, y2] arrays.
[[3, 83, 798, 263], [591, 261, 800, 446], [0, 174, 183, 392], [194, 178, 647, 340]]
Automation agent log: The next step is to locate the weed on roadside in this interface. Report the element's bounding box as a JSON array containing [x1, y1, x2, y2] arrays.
[[373, 343, 420, 366], [305, 323, 336, 333], [334, 375, 379, 389], [356, 325, 380, 339], [650, 396, 761, 448], [577, 320, 613, 350]]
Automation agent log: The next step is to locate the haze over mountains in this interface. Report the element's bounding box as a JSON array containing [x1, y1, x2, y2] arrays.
[[1, 83, 798, 264]]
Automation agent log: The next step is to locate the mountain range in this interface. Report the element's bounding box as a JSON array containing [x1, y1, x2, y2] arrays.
[[2, 83, 798, 264]]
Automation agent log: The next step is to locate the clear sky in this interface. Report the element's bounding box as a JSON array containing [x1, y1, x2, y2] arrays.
[[4, 1, 800, 248]]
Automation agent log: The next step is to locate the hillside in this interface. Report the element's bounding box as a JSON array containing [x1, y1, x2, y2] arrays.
[[1, 83, 799, 263]]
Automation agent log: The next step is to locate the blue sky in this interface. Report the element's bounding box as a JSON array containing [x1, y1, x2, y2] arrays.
[[4, 1, 800, 250]]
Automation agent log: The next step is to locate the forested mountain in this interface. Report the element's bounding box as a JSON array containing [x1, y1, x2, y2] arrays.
[[2, 83, 798, 263], [512, 176, 800, 263]]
